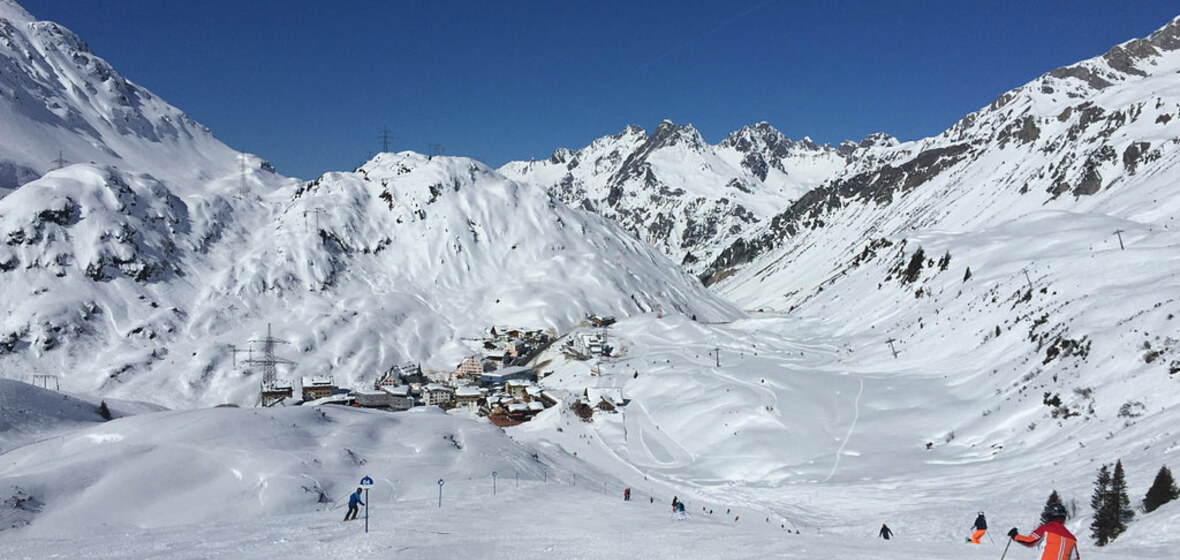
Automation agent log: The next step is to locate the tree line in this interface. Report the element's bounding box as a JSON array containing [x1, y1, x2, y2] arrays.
[[1052, 461, 1180, 546]]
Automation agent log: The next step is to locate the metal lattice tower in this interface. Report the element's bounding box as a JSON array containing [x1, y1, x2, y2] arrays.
[[380, 127, 392, 153], [244, 324, 295, 389], [50, 150, 68, 170]]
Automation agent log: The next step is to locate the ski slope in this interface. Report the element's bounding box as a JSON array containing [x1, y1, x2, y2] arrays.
[[0, 374, 1175, 559]]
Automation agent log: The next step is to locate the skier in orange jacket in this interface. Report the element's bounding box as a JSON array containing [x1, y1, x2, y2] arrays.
[[1007, 503, 1080, 560]]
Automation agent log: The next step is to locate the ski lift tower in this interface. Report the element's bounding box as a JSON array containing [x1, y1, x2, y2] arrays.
[[244, 324, 297, 406]]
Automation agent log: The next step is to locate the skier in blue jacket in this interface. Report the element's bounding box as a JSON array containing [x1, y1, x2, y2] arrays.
[[344, 488, 365, 521]]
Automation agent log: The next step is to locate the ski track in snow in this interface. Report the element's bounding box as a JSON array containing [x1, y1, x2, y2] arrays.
[[822, 376, 864, 483]]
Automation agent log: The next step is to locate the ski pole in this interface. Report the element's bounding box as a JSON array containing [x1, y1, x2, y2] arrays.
[[999, 537, 1013, 560]]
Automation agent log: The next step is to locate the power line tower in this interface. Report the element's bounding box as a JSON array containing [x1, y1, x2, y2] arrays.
[[380, 127, 392, 153], [303, 208, 326, 234], [242, 324, 296, 404], [50, 150, 68, 170]]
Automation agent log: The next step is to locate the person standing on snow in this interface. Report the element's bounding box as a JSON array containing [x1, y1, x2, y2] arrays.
[[624, 488, 631, 501], [968, 511, 988, 544], [1007, 503, 1080, 560], [344, 487, 365, 521], [879, 523, 893, 540]]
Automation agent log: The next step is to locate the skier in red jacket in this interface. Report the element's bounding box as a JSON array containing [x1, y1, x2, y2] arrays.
[[1007, 503, 1080, 560]]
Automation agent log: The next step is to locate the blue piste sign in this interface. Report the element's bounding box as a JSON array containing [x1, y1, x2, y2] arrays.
[[360, 476, 374, 488]]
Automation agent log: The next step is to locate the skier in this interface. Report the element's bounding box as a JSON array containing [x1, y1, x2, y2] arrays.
[[344, 487, 365, 521], [879, 523, 893, 540], [676, 499, 687, 520], [623, 488, 631, 501], [968, 511, 987, 544], [1007, 503, 1080, 560]]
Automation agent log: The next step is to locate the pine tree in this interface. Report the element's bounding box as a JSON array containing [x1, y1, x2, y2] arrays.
[[1111, 460, 1134, 534], [1041, 490, 1063, 524], [1090, 464, 1115, 546], [1143, 465, 1179, 513], [1092, 461, 1134, 546]]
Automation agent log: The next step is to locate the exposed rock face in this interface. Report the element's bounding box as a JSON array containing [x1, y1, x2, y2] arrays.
[[500, 121, 884, 276]]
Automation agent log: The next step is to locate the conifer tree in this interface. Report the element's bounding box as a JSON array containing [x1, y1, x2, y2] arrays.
[[1111, 460, 1134, 532], [1092, 460, 1133, 546], [1090, 464, 1114, 546], [1143, 465, 1179, 513], [1041, 490, 1063, 524]]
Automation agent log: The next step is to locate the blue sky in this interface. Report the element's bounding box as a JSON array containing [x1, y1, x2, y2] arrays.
[[17, 1, 1180, 180]]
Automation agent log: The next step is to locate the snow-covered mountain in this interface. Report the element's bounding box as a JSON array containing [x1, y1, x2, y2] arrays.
[[0, 2, 740, 409], [499, 120, 886, 275], [3, 2, 1180, 557], [0, 0, 246, 198], [0, 151, 739, 408], [705, 16, 1180, 291]]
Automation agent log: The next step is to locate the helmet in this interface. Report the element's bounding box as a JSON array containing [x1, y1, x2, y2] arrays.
[[1045, 502, 1067, 519]]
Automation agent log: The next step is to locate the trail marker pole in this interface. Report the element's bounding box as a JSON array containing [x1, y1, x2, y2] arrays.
[[515, 472, 520, 488], [492, 471, 498, 496], [359, 476, 374, 534], [437, 479, 444, 508], [1114, 229, 1125, 250]]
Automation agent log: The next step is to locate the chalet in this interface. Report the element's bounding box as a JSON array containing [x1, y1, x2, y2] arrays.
[[588, 315, 616, 327], [421, 383, 455, 407], [261, 381, 294, 407], [301, 376, 335, 402], [506, 380, 531, 399], [373, 368, 399, 389], [585, 387, 626, 410], [573, 332, 606, 356], [539, 390, 562, 408], [454, 386, 484, 408]]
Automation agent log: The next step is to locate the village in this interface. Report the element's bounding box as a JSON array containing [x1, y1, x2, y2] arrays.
[[254, 317, 624, 427]]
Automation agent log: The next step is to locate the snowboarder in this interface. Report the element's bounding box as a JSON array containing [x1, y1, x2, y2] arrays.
[[623, 488, 631, 501], [344, 487, 365, 521], [676, 499, 687, 520], [879, 523, 893, 540], [968, 511, 987, 544], [1007, 503, 1080, 560]]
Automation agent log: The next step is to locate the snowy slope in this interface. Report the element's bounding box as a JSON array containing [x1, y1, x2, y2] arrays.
[[1, 319, 1177, 558], [0, 0, 245, 196], [0, 151, 740, 408]]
